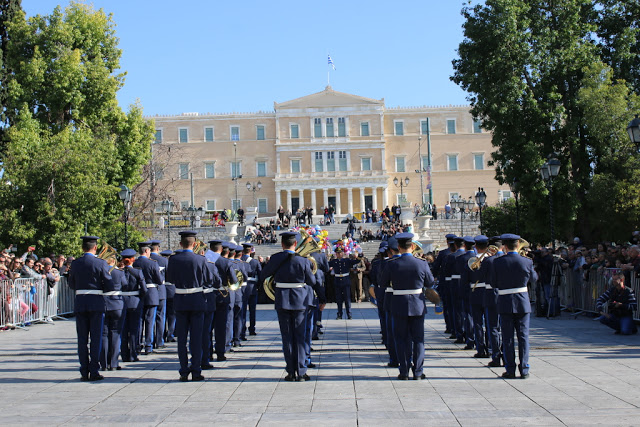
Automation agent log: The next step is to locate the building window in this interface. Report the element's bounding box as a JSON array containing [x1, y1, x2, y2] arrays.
[[154, 129, 162, 144], [395, 156, 405, 172], [361, 157, 371, 171], [204, 127, 214, 142], [256, 125, 265, 140], [338, 150, 347, 171], [327, 151, 335, 172], [314, 118, 322, 138], [258, 198, 267, 213], [206, 200, 216, 211], [421, 156, 429, 171], [447, 119, 456, 134], [178, 163, 189, 180], [154, 164, 164, 180], [231, 126, 240, 141], [361, 122, 370, 136], [314, 151, 323, 172], [420, 120, 430, 135], [290, 124, 299, 139], [338, 117, 346, 137], [394, 121, 404, 136], [291, 159, 301, 173], [474, 154, 484, 170], [447, 154, 458, 171], [257, 161, 266, 177], [232, 199, 241, 212], [180, 201, 189, 210], [500, 190, 512, 201], [397, 193, 407, 205], [179, 128, 188, 143], [473, 119, 482, 133], [231, 161, 241, 179], [448, 192, 460, 202], [326, 118, 334, 137], [204, 162, 215, 179]]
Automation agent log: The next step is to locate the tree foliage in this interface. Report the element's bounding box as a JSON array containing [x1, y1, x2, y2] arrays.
[[452, 0, 640, 244], [0, 2, 154, 255]]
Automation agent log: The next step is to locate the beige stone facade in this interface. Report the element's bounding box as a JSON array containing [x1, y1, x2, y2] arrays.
[[150, 87, 510, 216]]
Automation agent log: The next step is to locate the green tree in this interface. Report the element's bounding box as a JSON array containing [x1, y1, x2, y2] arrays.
[[0, 0, 22, 152], [452, 0, 640, 245], [0, 2, 154, 255]]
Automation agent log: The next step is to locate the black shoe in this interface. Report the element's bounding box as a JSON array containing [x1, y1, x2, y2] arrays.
[[318, 331, 323, 335], [463, 343, 474, 350], [232, 342, 239, 347], [201, 363, 214, 370], [89, 374, 104, 382], [116, 366, 122, 370], [296, 374, 310, 382], [179, 375, 189, 382], [81, 375, 90, 382], [143, 349, 152, 355], [474, 352, 490, 358], [397, 374, 409, 380], [448, 334, 457, 339], [520, 373, 530, 379], [312, 336, 319, 340], [241, 337, 248, 341], [217, 355, 227, 362], [284, 374, 295, 382], [192, 374, 205, 381], [445, 329, 452, 334], [501, 372, 516, 379], [307, 362, 316, 368], [347, 314, 353, 320], [249, 331, 257, 336], [454, 338, 464, 344], [336, 314, 342, 320], [229, 348, 234, 353], [413, 373, 426, 380], [107, 367, 113, 371], [387, 362, 399, 368], [131, 357, 139, 362]]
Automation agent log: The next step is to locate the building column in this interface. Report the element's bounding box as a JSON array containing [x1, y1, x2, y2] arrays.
[[286, 189, 292, 212], [372, 187, 378, 211], [323, 188, 329, 210], [359, 188, 365, 213], [311, 189, 317, 213], [275, 189, 281, 209], [347, 187, 353, 215], [299, 189, 305, 210], [382, 186, 388, 209], [335, 188, 342, 215]]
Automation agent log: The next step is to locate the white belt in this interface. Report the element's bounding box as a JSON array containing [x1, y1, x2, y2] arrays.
[[472, 282, 486, 289], [385, 288, 394, 293], [393, 289, 423, 295], [248, 277, 257, 282], [120, 291, 139, 296], [146, 283, 158, 288], [165, 282, 174, 286], [445, 277, 452, 281], [175, 287, 203, 294], [498, 287, 528, 295], [203, 288, 215, 294], [103, 291, 122, 296], [276, 282, 306, 288], [335, 273, 349, 277], [241, 282, 248, 287], [451, 275, 461, 279], [485, 284, 493, 289], [76, 290, 102, 295]]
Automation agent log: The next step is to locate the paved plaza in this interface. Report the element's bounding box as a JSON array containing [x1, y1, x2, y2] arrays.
[[0, 304, 639, 426]]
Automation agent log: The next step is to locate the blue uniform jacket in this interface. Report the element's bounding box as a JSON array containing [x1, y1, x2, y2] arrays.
[[105, 267, 125, 312], [215, 256, 237, 307], [121, 265, 146, 310], [369, 257, 385, 305], [310, 252, 329, 305], [443, 249, 466, 296], [204, 261, 222, 312], [490, 252, 537, 314], [133, 256, 163, 307], [231, 259, 249, 307], [150, 252, 169, 300], [432, 247, 452, 283], [465, 253, 487, 305], [379, 253, 435, 317], [456, 250, 476, 300], [166, 249, 214, 312], [69, 253, 114, 313], [259, 250, 316, 311], [329, 258, 360, 288], [379, 256, 396, 312], [241, 255, 262, 300]]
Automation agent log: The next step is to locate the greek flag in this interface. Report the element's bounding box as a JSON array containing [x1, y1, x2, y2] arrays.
[[328, 55, 336, 70]]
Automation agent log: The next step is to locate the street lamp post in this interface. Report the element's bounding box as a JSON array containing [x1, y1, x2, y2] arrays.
[[626, 114, 640, 150], [393, 176, 410, 204], [539, 153, 561, 249], [231, 141, 243, 212], [246, 181, 262, 211], [118, 184, 132, 248], [510, 178, 520, 235], [182, 206, 204, 229], [475, 187, 487, 231], [161, 199, 174, 249]]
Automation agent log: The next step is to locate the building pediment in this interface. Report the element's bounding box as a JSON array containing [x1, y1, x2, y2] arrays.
[[274, 86, 384, 110]]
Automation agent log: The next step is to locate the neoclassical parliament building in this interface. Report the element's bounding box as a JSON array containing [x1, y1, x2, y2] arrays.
[[151, 86, 511, 216]]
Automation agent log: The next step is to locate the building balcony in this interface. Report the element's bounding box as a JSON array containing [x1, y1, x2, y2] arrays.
[[274, 170, 387, 180]]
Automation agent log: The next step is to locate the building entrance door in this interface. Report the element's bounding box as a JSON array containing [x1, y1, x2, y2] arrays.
[[291, 197, 299, 213], [365, 195, 373, 212], [328, 196, 336, 212]]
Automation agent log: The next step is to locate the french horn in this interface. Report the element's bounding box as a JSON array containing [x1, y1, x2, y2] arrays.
[[467, 245, 499, 270]]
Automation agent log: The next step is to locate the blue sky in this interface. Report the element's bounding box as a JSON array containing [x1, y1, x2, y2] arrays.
[[24, 1, 471, 116]]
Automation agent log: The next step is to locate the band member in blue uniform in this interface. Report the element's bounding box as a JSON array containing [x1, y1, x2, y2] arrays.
[[304, 239, 327, 369], [482, 236, 503, 367], [241, 243, 262, 338], [490, 234, 537, 379], [133, 241, 163, 355], [455, 236, 476, 350], [214, 241, 235, 361], [160, 249, 177, 343], [199, 244, 221, 370], [443, 236, 466, 343], [120, 249, 147, 364], [68, 236, 114, 381], [379, 237, 400, 367], [101, 255, 125, 371], [328, 248, 360, 319], [231, 245, 249, 347], [369, 242, 388, 346], [310, 248, 330, 340], [166, 231, 215, 381], [463, 235, 490, 358], [380, 233, 435, 380], [150, 240, 168, 349], [259, 231, 316, 382], [431, 234, 457, 335]]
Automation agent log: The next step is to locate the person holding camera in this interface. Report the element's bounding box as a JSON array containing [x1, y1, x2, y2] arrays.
[[596, 273, 638, 335]]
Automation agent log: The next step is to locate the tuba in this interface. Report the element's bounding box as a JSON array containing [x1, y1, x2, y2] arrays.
[[296, 229, 321, 274], [518, 238, 530, 257], [97, 241, 117, 261]]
